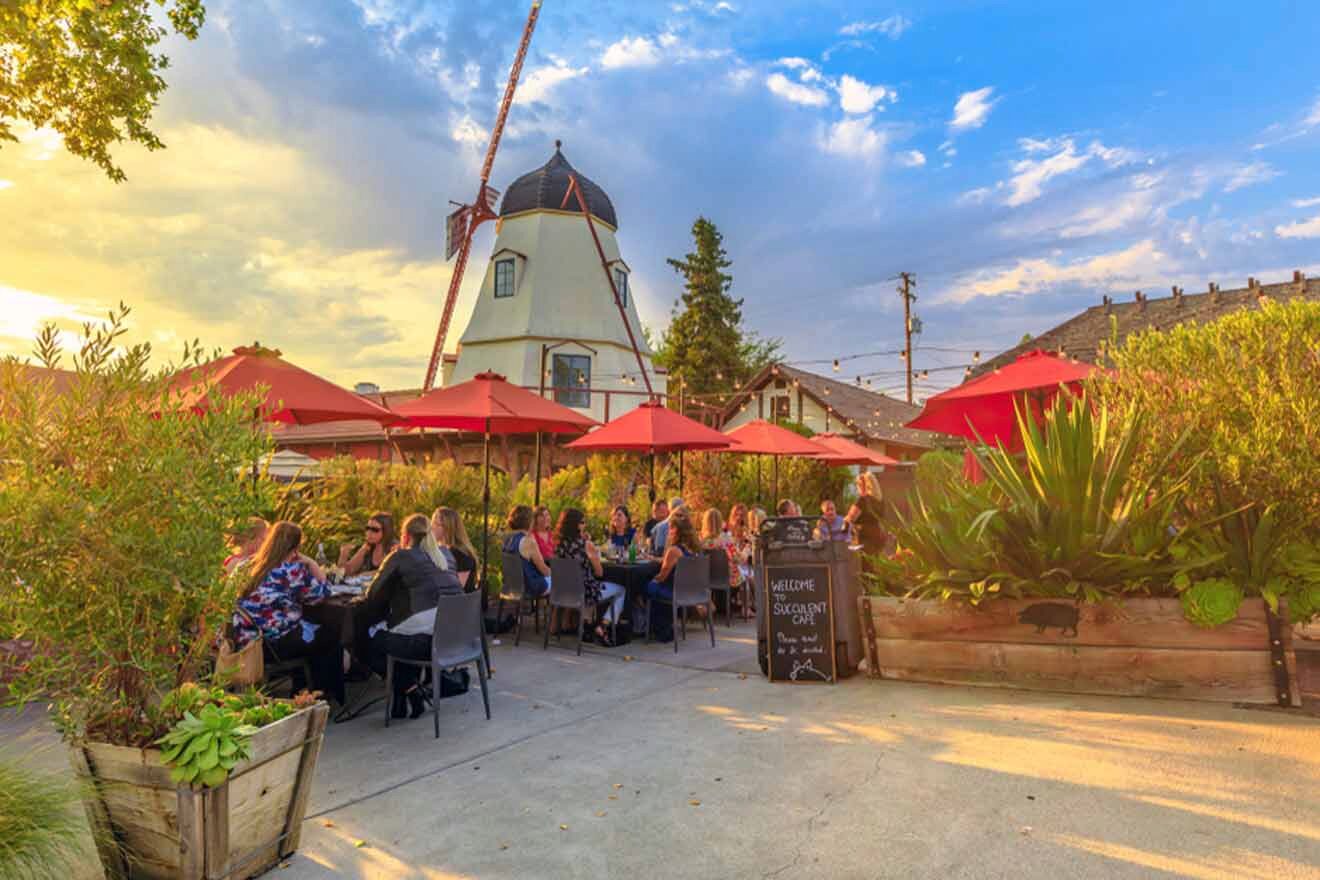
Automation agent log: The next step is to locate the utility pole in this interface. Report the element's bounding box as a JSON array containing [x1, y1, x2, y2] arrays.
[[899, 272, 916, 404]]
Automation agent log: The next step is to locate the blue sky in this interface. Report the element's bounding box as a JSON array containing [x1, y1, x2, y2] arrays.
[[3, 0, 1320, 398]]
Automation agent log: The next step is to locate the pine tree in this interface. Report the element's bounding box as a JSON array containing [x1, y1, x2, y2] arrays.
[[658, 217, 779, 408]]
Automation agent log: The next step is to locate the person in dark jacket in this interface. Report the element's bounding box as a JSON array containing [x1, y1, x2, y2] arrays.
[[355, 513, 463, 719]]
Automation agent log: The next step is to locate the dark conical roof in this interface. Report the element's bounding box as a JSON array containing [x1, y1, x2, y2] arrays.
[[499, 143, 618, 228]]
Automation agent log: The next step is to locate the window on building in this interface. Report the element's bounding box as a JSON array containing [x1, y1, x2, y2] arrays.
[[613, 268, 628, 308], [552, 354, 591, 409], [773, 396, 792, 421], [494, 258, 515, 298]]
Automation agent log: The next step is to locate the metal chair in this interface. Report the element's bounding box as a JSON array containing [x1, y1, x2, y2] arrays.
[[662, 555, 716, 653], [546, 558, 588, 655], [385, 591, 491, 738], [706, 548, 735, 628], [497, 551, 547, 646]]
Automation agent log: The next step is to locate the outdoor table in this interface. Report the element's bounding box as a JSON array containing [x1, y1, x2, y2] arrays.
[[304, 593, 381, 722], [602, 559, 660, 630]]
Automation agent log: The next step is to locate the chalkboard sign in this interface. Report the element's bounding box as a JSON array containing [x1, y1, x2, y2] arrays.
[[759, 516, 819, 548], [764, 563, 835, 683]]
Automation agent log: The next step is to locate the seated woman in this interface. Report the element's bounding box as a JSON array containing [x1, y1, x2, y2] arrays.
[[700, 508, 730, 551], [356, 514, 463, 720], [340, 511, 397, 576], [223, 516, 268, 574], [502, 505, 551, 598], [642, 508, 702, 642], [605, 505, 638, 556], [432, 506, 480, 590], [531, 506, 556, 561], [233, 521, 344, 704], [555, 508, 626, 646]]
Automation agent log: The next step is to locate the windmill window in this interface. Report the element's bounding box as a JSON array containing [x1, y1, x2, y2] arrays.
[[613, 268, 629, 308], [494, 259, 516, 298], [552, 354, 591, 409]]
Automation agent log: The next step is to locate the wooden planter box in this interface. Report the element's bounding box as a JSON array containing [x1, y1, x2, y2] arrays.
[[859, 596, 1300, 706], [70, 702, 330, 880]]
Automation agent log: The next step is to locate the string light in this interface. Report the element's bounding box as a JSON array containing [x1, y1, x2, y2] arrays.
[[972, 351, 981, 363], [832, 359, 840, 372]]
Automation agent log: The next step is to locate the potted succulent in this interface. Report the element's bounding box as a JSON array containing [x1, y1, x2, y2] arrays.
[[0, 311, 329, 879]]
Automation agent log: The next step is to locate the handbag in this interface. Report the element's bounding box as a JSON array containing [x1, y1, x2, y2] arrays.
[[216, 608, 264, 688]]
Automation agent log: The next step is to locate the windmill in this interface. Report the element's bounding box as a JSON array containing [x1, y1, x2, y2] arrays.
[[423, 0, 543, 391]]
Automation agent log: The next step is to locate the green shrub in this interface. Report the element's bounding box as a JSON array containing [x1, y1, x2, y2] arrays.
[[0, 309, 273, 746], [1093, 299, 1320, 534]]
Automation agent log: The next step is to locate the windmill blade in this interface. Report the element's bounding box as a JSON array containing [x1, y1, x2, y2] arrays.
[[423, 1, 542, 390]]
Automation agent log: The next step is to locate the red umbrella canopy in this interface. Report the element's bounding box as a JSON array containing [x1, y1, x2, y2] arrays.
[[906, 350, 1095, 448], [393, 371, 597, 435], [811, 433, 901, 467], [722, 419, 831, 457], [173, 345, 398, 425], [566, 400, 732, 453]]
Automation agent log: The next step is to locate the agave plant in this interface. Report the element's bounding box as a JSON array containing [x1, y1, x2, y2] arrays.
[[967, 395, 1212, 602], [873, 394, 1217, 605]]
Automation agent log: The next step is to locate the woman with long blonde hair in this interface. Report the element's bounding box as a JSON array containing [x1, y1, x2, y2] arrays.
[[432, 507, 480, 589], [233, 521, 344, 703], [846, 471, 890, 566]]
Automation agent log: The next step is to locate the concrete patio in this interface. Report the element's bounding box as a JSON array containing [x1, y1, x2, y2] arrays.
[[12, 620, 1320, 879]]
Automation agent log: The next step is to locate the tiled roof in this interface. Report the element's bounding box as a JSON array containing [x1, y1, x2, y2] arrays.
[[3, 363, 77, 395], [977, 273, 1320, 375], [721, 363, 937, 449]]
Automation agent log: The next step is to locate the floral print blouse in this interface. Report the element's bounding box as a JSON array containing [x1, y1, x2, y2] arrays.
[[233, 560, 330, 646], [555, 536, 604, 604]]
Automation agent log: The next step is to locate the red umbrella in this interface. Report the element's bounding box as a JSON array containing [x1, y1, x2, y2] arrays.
[[722, 419, 833, 505], [811, 433, 901, 468], [566, 400, 732, 500], [906, 350, 1095, 450], [173, 345, 398, 425], [393, 372, 598, 587]]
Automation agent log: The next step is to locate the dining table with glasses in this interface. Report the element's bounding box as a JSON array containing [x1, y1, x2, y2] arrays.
[[302, 571, 379, 721], [600, 544, 661, 632]]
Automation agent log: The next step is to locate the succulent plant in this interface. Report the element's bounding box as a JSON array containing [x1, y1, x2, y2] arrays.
[[1179, 577, 1244, 628], [156, 704, 258, 788]]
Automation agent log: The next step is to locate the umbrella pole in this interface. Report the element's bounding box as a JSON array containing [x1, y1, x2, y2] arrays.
[[678, 450, 684, 494], [755, 455, 761, 506], [533, 431, 543, 507], [481, 423, 491, 611], [772, 455, 779, 507], [649, 453, 656, 504]]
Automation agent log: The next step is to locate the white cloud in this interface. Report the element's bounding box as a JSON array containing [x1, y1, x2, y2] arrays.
[[775, 57, 823, 83], [1307, 95, 1320, 127], [1002, 138, 1136, 207], [839, 15, 911, 39], [0, 284, 104, 350], [1275, 214, 1320, 239], [0, 179, 12, 191], [897, 150, 926, 168], [820, 115, 886, 159], [938, 140, 956, 158], [600, 36, 662, 69], [959, 186, 995, 205], [946, 240, 1169, 302], [517, 58, 589, 104], [449, 114, 487, 148], [712, 1, 736, 13], [838, 75, 895, 114], [775, 57, 812, 70], [949, 87, 997, 132], [1292, 196, 1320, 208], [766, 72, 830, 107], [1222, 161, 1280, 193]]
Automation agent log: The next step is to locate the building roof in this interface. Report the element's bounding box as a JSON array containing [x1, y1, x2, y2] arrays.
[[720, 363, 937, 450], [977, 272, 1320, 374], [499, 143, 618, 229], [3, 363, 77, 395]]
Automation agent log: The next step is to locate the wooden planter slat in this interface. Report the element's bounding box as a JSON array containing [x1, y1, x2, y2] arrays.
[[71, 702, 330, 880], [860, 596, 1300, 706], [871, 638, 1280, 703], [866, 597, 1267, 650]]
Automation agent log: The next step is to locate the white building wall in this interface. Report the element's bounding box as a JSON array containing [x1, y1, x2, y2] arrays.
[[449, 210, 662, 423]]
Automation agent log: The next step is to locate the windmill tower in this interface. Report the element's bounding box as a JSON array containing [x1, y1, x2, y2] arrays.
[[445, 142, 661, 423]]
